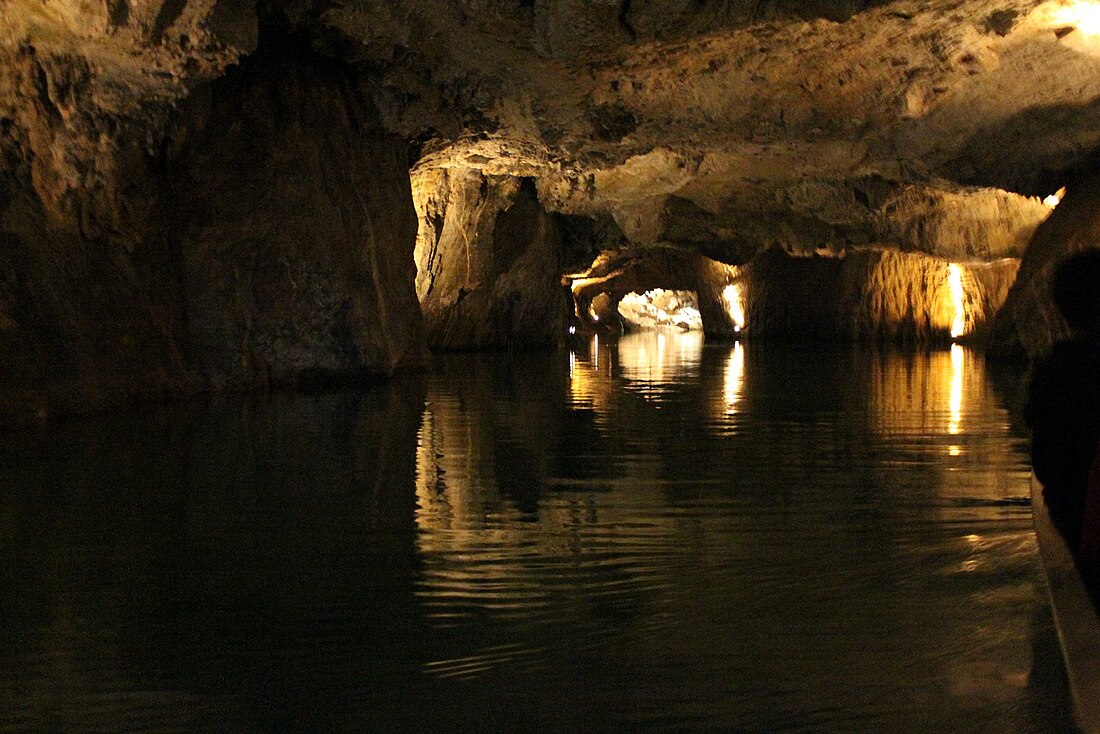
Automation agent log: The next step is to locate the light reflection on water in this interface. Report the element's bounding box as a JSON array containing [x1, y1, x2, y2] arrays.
[[414, 333, 1067, 732], [0, 334, 1077, 732]]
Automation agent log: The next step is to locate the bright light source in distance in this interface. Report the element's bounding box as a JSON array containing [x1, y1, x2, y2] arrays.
[[723, 284, 746, 332], [947, 264, 966, 339]]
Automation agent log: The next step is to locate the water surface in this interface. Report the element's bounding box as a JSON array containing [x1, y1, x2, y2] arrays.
[[0, 334, 1075, 732]]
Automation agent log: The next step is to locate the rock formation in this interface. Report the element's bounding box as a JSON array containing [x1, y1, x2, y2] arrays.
[[990, 168, 1100, 359], [4, 0, 1100, 415], [413, 169, 565, 349], [0, 9, 423, 418]]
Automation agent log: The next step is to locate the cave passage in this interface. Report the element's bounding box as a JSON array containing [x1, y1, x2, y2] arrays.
[[5, 1, 1100, 730], [613, 288, 705, 332]]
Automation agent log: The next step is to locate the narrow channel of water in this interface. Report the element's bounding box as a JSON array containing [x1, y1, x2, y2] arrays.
[[0, 334, 1076, 732]]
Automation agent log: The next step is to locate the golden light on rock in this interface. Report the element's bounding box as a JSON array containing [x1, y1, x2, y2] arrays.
[[722, 284, 745, 333], [947, 264, 966, 339], [618, 290, 703, 331]]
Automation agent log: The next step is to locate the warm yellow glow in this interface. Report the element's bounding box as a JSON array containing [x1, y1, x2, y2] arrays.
[[618, 331, 704, 395], [947, 264, 966, 339], [949, 343, 963, 437], [1054, 1, 1100, 35], [723, 342, 745, 415], [568, 273, 621, 320], [1043, 186, 1066, 208], [588, 304, 600, 322], [722, 284, 745, 333]]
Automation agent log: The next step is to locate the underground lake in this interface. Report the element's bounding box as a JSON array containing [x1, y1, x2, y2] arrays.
[[0, 334, 1077, 732]]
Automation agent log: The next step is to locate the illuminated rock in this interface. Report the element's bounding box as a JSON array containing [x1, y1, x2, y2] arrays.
[[990, 173, 1100, 359], [413, 169, 566, 349], [617, 290, 704, 332]]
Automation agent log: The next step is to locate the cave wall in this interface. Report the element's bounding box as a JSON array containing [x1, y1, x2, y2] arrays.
[[990, 172, 1100, 360], [739, 249, 1018, 342], [658, 180, 1049, 265], [164, 40, 424, 388], [0, 30, 425, 419], [413, 168, 566, 349], [0, 44, 195, 417]]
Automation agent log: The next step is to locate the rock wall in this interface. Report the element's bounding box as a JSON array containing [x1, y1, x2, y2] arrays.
[[738, 248, 1018, 342], [659, 179, 1049, 264], [990, 172, 1100, 360], [0, 42, 196, 417], [164, 37, 425, 388], [0, 28, 425, 419], [413, 168, 566, 349]]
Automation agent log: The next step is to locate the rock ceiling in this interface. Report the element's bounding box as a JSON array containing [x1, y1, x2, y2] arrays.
[[4, 0, 1100, 262]]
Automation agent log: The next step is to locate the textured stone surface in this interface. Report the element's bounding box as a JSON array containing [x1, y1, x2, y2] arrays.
[[991, 172, 1100, 360], [570, 246, 1017, 342], [413, 168, 566, 349], [0, 22, 424, 418], [374, 0, 1086, 262], [165, 37, 425, 387]]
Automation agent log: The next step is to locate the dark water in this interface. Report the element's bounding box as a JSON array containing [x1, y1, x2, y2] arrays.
[[0, 334, 1077, 732]]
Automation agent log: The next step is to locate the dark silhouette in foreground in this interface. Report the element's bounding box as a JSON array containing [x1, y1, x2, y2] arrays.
[[1026, 249, 1100, 592]]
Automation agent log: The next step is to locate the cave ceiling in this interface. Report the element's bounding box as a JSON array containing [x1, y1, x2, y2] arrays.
[[4, 0, 1100, 263]]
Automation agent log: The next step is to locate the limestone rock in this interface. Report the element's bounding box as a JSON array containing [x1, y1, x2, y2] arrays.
[[568, 245, 1016, 342], [6, 0, 1100, 415], [0, 24, 424, 418], [990, 171, 1100, 360], [164, 37, 425, 388], [413, 168, 566, 349]]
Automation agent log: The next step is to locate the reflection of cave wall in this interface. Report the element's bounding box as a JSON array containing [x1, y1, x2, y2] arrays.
[[413, 169, 567, 349], [0, 31, 424, 418], [0, 386, 425, 730]]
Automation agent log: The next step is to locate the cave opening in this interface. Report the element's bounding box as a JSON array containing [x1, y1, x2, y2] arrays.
[[617, 288, 704, 332]]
